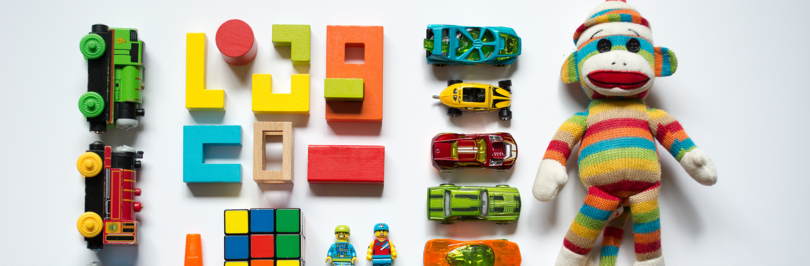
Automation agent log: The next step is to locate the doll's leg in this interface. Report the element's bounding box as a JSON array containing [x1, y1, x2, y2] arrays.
[[628, 183, 664, 266], [556, 186, 621, 266], [599, 205, 631, 266]]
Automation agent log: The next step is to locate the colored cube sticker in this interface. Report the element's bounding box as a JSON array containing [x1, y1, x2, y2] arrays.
[[251, 235, 275, 258], [325, 78, 363, 101], [250, 208, 275, 233], [225, 262, 249, 266], [251, 260, 276, 266], [225, 210, 249, 234], [275, 209, 301, 233], [224, 235, 249, 260], [275, 234, 301, 259], [277, 260, 301, 266]]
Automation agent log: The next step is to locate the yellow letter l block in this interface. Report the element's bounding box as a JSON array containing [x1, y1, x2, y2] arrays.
[[186, 33, 225, 111], [252, 74, 310, 114]]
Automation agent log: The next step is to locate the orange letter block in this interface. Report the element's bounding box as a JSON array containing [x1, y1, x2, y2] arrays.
[[325, 26, 383, 122]]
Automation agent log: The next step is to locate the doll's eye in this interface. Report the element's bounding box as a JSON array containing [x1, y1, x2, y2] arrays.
[[597, 39, 612, 53], [626, 38, 641, 53]]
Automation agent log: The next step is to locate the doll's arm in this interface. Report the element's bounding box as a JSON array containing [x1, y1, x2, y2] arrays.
[[390, 242, 397, 259], [366, 241, 374, 260], [532, 112, 587, 202], [648, 108, 717, 185]]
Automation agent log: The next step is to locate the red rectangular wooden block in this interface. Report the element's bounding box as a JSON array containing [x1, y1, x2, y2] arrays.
[[307, 145, 385, 184]]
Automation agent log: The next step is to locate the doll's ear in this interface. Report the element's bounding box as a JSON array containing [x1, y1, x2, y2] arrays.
[[560, 52, 579, 83], [654, 47, 678, 77]]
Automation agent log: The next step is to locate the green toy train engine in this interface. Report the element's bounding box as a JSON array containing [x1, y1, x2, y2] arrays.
[[78, 24, 145, 134]]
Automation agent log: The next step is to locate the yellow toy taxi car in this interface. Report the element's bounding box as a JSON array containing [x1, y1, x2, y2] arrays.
[[433, 80, 512, 120]]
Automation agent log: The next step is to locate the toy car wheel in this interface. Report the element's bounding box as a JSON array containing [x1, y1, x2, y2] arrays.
[[447, 108, 462, 117], [439, 169, 456, 173], [433, 63, 447, 67], [498, 108, 512, 121], [77, 212, 103, 238], [495, 222, 511, 225], [79, 92, 105, 118], [498, 80, 512, 89], [440, 183, 455, 187], [439, 221, 453, 225], [80, 33, 106, 60], [496, 184, 510, 188], [77, 152, 103, 177], [447, 80, 463, 86], [426, 29, 434, 39], [426, 50, 432, 58], [494, 64, 507, 67]]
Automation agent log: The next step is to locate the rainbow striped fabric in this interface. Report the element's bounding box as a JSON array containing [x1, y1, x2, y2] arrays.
[[574, 9, 651, 45], [563, 186, 622, 255]]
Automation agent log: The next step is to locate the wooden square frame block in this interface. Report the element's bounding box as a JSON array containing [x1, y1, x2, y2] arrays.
[[307, 145, 384, 184], [324, 78, 363, 101], [253, 122, 293, 184]]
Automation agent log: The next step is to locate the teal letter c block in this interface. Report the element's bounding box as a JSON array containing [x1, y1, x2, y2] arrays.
[[183, 125, 242, 182]]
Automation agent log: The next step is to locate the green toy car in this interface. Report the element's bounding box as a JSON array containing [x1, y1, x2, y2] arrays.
[[427, 184, 521, 224]]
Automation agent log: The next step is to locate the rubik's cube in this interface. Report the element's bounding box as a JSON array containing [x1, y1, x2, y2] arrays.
[[224, 208, 306, 266]]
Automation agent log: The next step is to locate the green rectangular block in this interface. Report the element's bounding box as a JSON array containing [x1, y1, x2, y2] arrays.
[[324, 78, 363, 101], [275, 209, 301, 233], [272, 25, 311, 66], [275, 234, 301, 258]]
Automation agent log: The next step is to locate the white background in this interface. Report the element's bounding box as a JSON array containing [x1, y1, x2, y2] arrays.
[[1, 0, 809, 265]]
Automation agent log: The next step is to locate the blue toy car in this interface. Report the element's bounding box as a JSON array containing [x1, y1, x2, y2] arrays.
[[424, 25, 521, 66]]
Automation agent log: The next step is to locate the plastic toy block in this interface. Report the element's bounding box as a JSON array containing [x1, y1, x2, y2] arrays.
[[252, 74, 310, 114], [324, 78, 363, 101], [276, 260, 301, 266], [184, 234, 203, 266], [275, 209, 302, 234], [272, 25, 311, 66], [276, 234, 301, 259], [183, 125, 242, 183], [251, 260, 276, 266], [224, 262, 249, 266], [250, 208, 275, 233], [251, 234, 275, 258], [224, 235, 250, 260], [216, 19, 257, 66], [225, 210, 249, 234], [253, 122, 294, 183], [325, 26, 384, 122], [307, 145, 385, 184], [186, 33, 225, 111]]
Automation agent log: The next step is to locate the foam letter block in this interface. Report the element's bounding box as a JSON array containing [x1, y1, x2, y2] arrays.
[[183, 125, 242, 182], [252, 74, 310, 114], [325, 26, 384, 122], [272, 25, 310, 66], [253, 122, 293, 183], [324, 78, 363, 101], [186, 33, 225, 111], [216, 19, 257, 66], [307, 145, 384, 184]]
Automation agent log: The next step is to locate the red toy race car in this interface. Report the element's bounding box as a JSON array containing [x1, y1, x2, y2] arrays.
[[432, 133, 517, 172]]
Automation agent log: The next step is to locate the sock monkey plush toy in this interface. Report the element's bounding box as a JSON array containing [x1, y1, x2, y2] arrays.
[[532, 1, 718, 265]]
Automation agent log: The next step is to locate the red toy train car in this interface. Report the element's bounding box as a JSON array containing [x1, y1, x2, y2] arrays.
[[432, 133, 518, 172], [76, 141, 143, 250]]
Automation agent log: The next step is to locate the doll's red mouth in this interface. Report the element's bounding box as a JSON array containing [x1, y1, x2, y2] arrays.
[[587, 71, 650, 90]]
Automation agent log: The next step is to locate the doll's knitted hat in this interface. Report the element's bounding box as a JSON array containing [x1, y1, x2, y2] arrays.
[[573, 0, 650, 45]]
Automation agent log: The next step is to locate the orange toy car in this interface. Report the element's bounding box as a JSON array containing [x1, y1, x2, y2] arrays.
[[423, 239, 521, 266]]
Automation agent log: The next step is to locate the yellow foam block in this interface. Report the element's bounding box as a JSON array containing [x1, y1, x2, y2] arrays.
[[224, 210, 249, 234], [186, 33, 225, 111], [252, 74, 310, 114], [276, 260, 301, 266]]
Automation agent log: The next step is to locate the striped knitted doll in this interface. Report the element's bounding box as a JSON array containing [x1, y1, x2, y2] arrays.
[[532, 1, 717, 266]]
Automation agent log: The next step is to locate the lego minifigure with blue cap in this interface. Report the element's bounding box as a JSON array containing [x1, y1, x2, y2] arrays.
[[366, 223, 397, 266]]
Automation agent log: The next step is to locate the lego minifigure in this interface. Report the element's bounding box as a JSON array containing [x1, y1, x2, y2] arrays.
[[366, 223, 397, 266], [326, 225, 358, 266]]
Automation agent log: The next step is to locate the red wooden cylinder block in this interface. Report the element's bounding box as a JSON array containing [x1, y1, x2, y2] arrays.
[[215, 19, 257, 66]]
